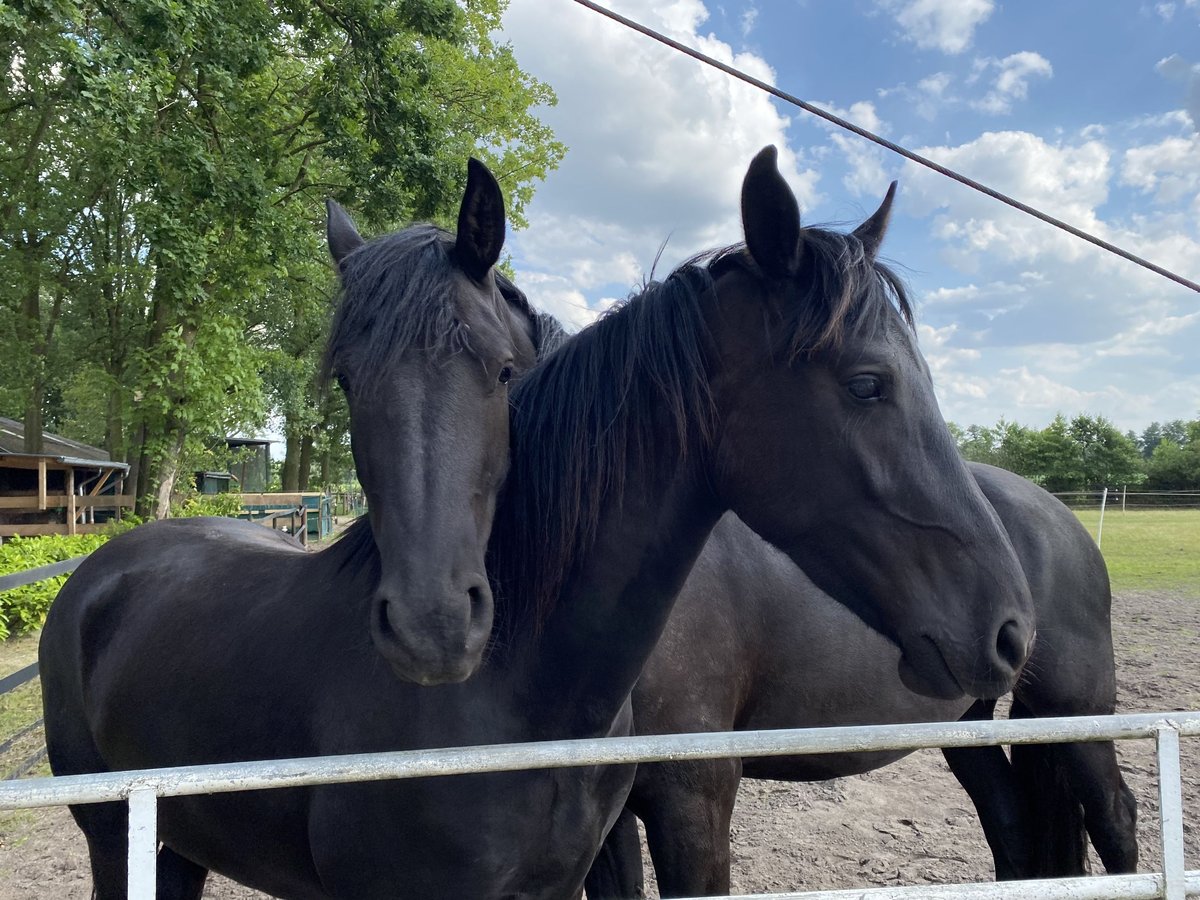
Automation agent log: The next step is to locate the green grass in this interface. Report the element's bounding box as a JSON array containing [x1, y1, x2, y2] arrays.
[[0, 633, 49, 785], [1073, 507, 1200, 592]]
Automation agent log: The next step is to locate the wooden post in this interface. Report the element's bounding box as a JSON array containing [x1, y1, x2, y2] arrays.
[[66, 467, 76, 536], [37, 458, 46, 511]]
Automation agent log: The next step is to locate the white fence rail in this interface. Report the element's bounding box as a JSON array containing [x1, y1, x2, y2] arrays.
[[1, 712, 1197, 899]]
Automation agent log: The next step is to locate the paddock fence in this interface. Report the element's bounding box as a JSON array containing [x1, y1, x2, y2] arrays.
[[0, 703, 1196, 898], [1053, 490, 1200, 512], [0, 554, 91, 779]]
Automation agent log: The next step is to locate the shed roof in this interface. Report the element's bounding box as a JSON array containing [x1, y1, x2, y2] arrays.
[[0, 417, 128, 471]]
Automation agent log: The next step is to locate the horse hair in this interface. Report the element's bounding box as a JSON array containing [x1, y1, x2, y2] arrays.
[[320, 224, 534, 391], [326, 223, 912, 633], [489, 225, 913, 640]]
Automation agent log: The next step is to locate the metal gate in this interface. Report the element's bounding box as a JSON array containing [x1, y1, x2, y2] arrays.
[[1, 711, 1197, 899]]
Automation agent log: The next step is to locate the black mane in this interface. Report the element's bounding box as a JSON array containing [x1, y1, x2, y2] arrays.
[[489, 223, 913, 640], [489, 264, 719, 638], [704, 225, 913, 358]]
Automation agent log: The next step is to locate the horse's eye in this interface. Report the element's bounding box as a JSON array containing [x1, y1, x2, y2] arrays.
[[498, 365, 513, 386], [847, 374, 883, 400]]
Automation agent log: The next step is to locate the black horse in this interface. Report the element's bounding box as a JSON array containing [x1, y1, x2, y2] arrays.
[[40, 147, 1033, 899], [585, 462, 1137, 898]]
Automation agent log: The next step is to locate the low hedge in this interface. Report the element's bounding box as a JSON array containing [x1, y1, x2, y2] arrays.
[[0, 493, 282, 639], [0, 533, 112, 640]]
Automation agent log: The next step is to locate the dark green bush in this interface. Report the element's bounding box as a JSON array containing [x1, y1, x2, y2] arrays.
[[0, 533, 111, 639], [0, 495, 251, 638]]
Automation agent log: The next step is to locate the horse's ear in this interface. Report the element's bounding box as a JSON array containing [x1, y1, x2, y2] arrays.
[[326, 200, 365, 269], [455, 157, 505, 282], [741, 145, 801, 279], [852, 181, 897, 260]]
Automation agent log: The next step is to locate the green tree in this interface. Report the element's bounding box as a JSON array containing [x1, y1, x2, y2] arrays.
[[0, 0, 563, 515], [1066, 414, 1143, 490], [1144, 420, 1200, 490]]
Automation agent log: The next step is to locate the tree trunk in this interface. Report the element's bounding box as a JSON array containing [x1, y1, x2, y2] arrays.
[[281, 433, 301, 492], [297, 434, 313, 491], [146, 424, 188, 519], [320, 445, 332, 489], [19, 232, 44, 453]]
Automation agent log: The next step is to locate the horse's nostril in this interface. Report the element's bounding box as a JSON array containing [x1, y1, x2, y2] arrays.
[[468, 585, 482, 610], [467, 583, 490, 617], [375, 597, 395, 641], [995, 619, 1026, 671]]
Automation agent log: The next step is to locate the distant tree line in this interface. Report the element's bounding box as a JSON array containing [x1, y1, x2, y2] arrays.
[[948, 415, 1200, 493], [0, 0, 563, 518]]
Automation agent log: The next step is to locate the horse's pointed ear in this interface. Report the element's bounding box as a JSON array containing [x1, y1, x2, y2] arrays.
[[741, 145, 802, 278], [326, 199, 365, 269], [852, 181, 897, 260], [456, 157, 505, 282]]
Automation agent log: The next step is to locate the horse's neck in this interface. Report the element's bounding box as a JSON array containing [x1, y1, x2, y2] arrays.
[[515, 457, 722, 736]]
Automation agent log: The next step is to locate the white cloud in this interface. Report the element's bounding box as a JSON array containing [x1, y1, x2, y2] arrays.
[[514, 271, 602, 332], [740, 5, 758, 38], [1155, 53, 1200, 131], [970, 52, 1053, 115], [1121, 134, 1200, 203], [903, 131, 1110, 267], [812, 100, 893, 196], [878, 0, 995, 55], [501, 0, 818, 306], [878, 71, 955, 121], [919, 72, 953, 97], [892, 127, 1200, 430]]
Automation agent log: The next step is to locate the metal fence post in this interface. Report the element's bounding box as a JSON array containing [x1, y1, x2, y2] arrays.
[[1156, 724, 1186, 900], [127, 788, 158, 898], [1097, 486, 1109, 549]]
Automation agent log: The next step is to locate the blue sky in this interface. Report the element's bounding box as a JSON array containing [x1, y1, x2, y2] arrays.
[[498, 0, 1200, 434]]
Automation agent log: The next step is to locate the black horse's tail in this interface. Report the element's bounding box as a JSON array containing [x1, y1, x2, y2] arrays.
[[1010, 698, 1089, 877]]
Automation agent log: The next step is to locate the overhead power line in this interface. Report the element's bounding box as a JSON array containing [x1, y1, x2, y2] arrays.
[[571, 0, 1200, 295]]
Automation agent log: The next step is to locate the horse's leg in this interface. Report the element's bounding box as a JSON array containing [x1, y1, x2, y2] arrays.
[[1008, 697, 1089, 877], [157, 845, 209, 900], [1044, 740, 1137, 873], [67, 805, 209, 900], [584, 807, 645, 899], [940, 700, 1031, 880], [67, 801, 128, 899], [1011, 624, 1136, 875], [638, 757, 741, 898]]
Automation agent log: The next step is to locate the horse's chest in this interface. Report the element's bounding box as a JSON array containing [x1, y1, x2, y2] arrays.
[[309, 762, 634, 899]]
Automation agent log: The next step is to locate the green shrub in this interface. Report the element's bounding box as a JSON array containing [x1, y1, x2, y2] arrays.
[[171, 492, 244, 519], [0, 534, 110, 639], [0, 496, 244, 639]]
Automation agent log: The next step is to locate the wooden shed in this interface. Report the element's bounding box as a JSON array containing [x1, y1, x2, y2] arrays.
[[0, 417, 132, 537]]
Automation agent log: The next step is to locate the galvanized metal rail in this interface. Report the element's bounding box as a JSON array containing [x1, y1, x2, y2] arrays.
[[1, 712, 1196, 899], [0, 554, 89, 595]]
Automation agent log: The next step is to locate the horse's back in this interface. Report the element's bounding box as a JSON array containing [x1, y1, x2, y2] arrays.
[[41, 517, 315, 768], [968, 463, 1115, 714]]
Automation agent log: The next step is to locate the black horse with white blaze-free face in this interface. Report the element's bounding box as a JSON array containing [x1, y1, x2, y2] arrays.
[[323, 159, 537, 683], [40, 147, 1032, 899]]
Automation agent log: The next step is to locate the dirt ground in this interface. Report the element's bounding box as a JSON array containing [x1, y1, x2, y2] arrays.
[[1, 585, 1197, 898]]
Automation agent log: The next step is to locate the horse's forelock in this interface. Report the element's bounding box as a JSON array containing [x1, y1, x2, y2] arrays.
[[321, 225, 473, 394], [698, 229, 913, 361]]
